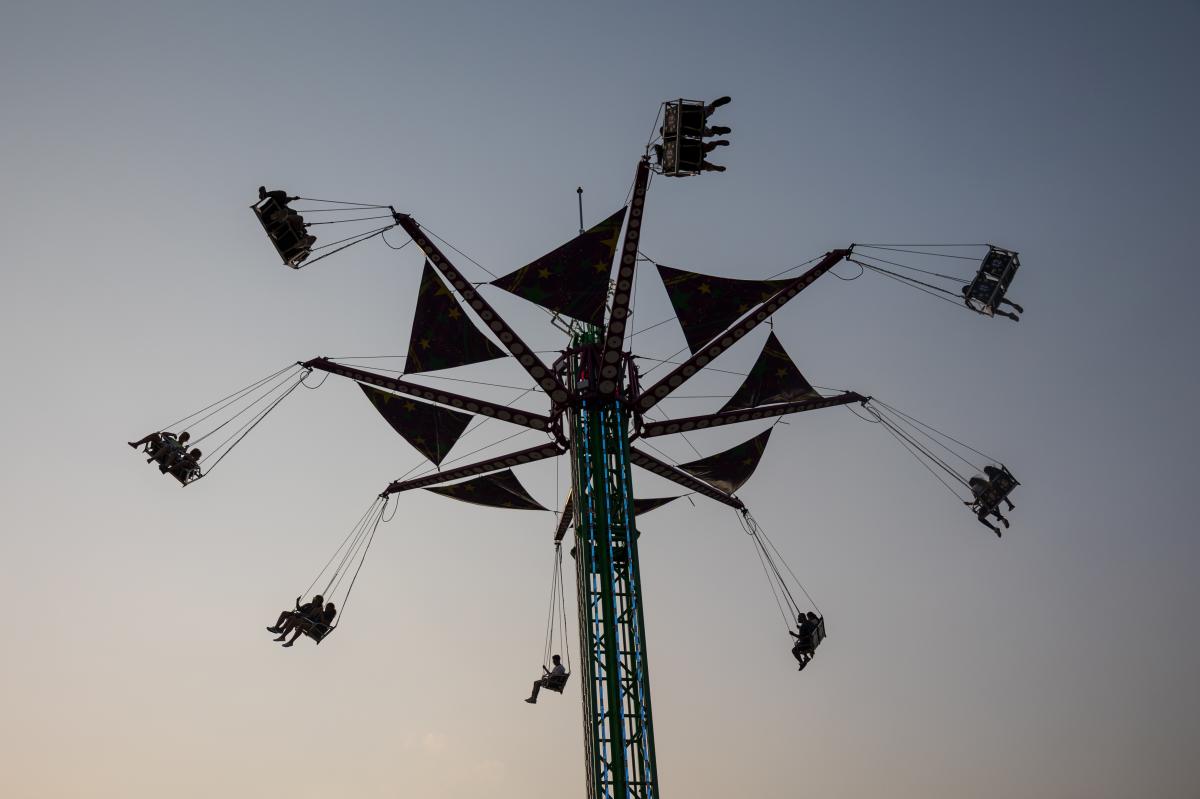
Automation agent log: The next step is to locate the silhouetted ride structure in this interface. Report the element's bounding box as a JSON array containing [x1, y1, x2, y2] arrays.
[[130, 96, 1026, 799]]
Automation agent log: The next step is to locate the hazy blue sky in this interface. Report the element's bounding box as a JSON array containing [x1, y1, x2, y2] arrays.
[[2, 2, 1198, 797]]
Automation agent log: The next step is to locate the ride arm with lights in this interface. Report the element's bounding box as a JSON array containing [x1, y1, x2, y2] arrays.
[[301, 357, 554, 433], [636, 391, 867, 438], [634, 248, 851, 417], [390, 214, 570, 404]]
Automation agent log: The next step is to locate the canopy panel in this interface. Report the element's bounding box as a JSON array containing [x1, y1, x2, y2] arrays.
[[359, 384, 472, 465], [406, 260, 507, 374], [632, 496, 682, 516], [720, 332, 818, 412], [424, 468, 547, 511], [657, 265, 793, 354], [678, 428, 772, 495], [491, 207, 627, 324]]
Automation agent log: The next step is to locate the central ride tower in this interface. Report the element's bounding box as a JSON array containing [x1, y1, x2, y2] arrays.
[[562, 325, 659, 799]]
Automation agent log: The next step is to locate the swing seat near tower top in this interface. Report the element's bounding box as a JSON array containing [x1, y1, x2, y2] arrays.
[[963, 246, 1022, 318], [251, 186, 316, 268], [972, 465, 1020, 512], [130, 92, 1030, 799]]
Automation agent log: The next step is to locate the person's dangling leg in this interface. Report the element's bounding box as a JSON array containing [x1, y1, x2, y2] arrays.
[[267, 610, 294, 633], [976, 508, 1002, 536], [274, 614, 304, 641]]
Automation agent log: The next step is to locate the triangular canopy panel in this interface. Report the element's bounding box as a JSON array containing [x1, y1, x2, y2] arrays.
[[406, 260, 507, 374], [424, 468, 548, 511], [491, 207, 627, 324], [657, 265, 794, 354], [678, 428, 773, 495], [719, 332, 819, 412], [632, 496, 682, 516], [358, 384, 472, 465]]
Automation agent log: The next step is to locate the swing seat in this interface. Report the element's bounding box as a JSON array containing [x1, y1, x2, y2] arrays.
[[251, 197, 315, 268], [792, 617, 827, 654], [974, 468, 1019, 512], [541, 673, 570, 693], [143, 437, 182, 463], [302, 622, 333, 643], [988, 467, 1019, 497], [964, 248, 1020, 315], [169, 463, 202, 485]]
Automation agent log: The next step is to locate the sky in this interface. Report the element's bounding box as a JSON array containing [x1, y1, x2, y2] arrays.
[[2, 2, 1198, 797]]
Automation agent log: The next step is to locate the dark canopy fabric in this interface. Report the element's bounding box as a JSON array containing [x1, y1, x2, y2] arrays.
[[632, 496, 682, 516], [491, 207, 627, 324], [657, 265, 794, 354], [358, 384, 472, 465], [678, 428, 773, 495], [424, 469, 548, 511], [406, 260, 507, 374], [719, 332, 819, 412]]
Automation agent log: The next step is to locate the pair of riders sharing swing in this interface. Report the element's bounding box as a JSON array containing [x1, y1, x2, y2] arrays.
[[128, 430, 202, 485], [266, 594, 337, 647], [966, 464, 1019, 537], [790, 611, 825, 672]]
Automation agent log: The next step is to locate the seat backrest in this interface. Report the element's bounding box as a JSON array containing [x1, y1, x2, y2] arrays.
[[544, 672, 570, 692], [814, 617, 827, 646]]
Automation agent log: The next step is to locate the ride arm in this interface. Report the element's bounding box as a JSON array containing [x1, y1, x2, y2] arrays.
[[637, 391, 866, 437], [628, 447, 745, 510], [302, 357, 553, 433], [634, 249, 851, 416], [597, 157, 651, 396], [382, 442, 565, 495], [554, 493, 574, 543], [391, 214, 570, 404]]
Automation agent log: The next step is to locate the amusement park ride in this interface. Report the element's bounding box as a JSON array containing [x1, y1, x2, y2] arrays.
[[130, 96, 1025, 799]]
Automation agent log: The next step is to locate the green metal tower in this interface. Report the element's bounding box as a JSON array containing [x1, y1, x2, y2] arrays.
[[566, 326, 659, 799]]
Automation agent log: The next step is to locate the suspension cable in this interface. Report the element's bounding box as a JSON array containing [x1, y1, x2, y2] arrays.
[[330, 498, 387, 627], [302, 496, 381, 599], [196, 369, 310, 476], [153, 364, 296, 434]]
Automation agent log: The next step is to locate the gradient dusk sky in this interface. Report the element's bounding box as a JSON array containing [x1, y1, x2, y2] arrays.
[[2, 2, 1198, 798]]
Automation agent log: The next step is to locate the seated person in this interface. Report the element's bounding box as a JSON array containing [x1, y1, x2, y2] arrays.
[[280, 216, 316, 265], [789, 612, 823, 670], [790, 615, 816, 670], [525, 654, 568, 704], [268, 595, 324, 644], [129, 431, 190, 464], [960, 283, 1022, 321], [982, 465, 1017, 510], [258, 186, 296, 206], [966, 476, 1010, 536], [277, 602, 337, 647], [129, 431, 165, 450], [167, 448, 202, 483], [308, 602, 337, 641], [791, 640, 810, 671]]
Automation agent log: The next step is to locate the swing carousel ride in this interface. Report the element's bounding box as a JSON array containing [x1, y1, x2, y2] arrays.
[[129, 96, 1026, 799]]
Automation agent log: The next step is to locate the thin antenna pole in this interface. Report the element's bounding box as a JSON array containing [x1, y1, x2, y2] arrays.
[[577, 186, 584, 234]]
